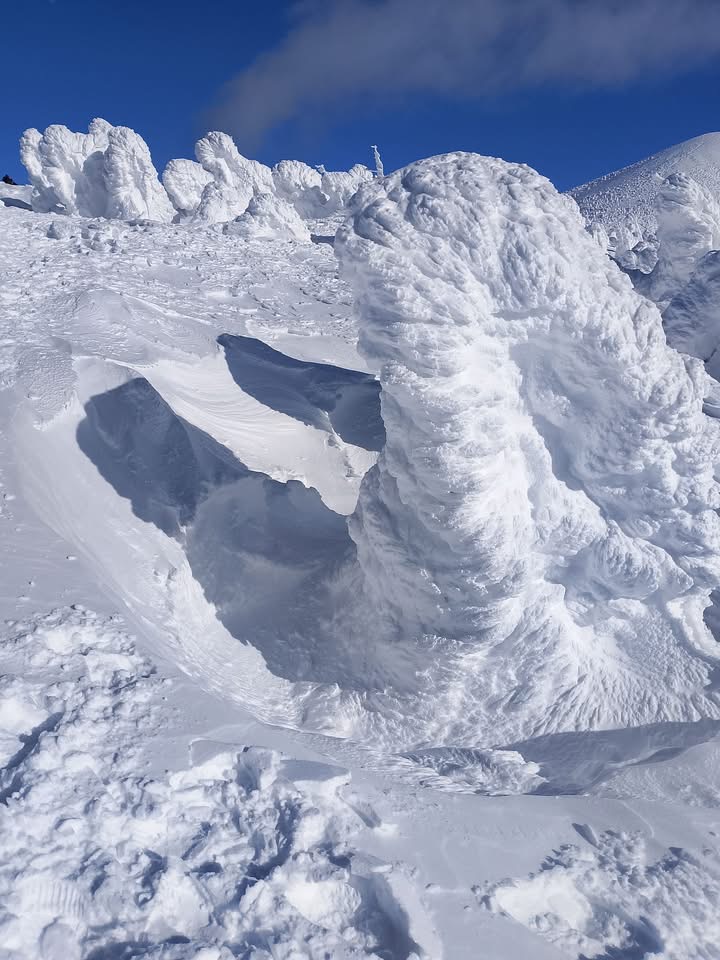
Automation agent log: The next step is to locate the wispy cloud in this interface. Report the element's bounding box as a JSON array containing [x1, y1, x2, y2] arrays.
[[209, 0, 720, 148]]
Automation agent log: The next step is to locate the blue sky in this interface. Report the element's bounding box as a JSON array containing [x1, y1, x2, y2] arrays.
[[3, 0, 720, 191]]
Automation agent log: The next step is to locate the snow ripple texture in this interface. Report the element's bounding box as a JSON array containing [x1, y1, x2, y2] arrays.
[[336, 152, 720, 740]]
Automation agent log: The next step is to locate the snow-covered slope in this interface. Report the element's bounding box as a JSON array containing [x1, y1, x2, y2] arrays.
[[5, 123, 720, 959], [571, 132, 720, 252]]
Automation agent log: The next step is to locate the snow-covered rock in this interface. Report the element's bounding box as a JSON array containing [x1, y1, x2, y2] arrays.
[[20, 119, 173, 222], [337, 151, 720, 739], [224, 192, 311, 243], [162, 158, 213, 217], [193, 131, 274, 224]]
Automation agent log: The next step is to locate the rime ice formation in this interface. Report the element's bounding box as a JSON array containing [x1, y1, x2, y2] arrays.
[[20, 119, 173, 222], [193, 131, 275, 224], [641, 172, 720, 306], [103, 127, 176, 222], [321, 164, 373, 215], [224, 192, 311, 243], [336, 152, 720, 738], [571, 131, 720, 254], [161, 158, 213, 217], [272, 159, 325, 217], [20, 118, 111, 216], [20, 119, 375, 226]]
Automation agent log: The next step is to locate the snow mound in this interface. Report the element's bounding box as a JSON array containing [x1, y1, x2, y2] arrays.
[[336, 151, 720, 741], [224, 192, 311, 243], [161, 157, 213, 217], [640, 172, 720, 305], [20, 119, 173, 222], [193, 131, 275, 224], [570, 132, 720, 253], [485, 828, 720, 959]]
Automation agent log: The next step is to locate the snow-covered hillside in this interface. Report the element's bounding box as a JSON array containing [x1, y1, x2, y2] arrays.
[[3, 121, 720, 959], [570, 131, 720, 256]]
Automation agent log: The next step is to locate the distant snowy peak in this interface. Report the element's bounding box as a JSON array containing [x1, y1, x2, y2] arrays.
[[571, 132, 720, 249]]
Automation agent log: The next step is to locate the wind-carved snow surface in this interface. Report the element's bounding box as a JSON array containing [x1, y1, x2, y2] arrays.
[[485, 827, 720, 959], [335, 152, 720, 742], [21, 119, 174, 222], [0, 608, 431, 960]]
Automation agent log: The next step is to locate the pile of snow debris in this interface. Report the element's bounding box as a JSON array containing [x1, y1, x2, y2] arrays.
[[20, 118, 373, 231]]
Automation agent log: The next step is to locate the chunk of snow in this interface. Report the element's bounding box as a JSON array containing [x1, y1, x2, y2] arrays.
[[103, 126, 175, 223], [20, 119, 111, 216], [664, 250, 720, 384], [320, 164, 373, 215]]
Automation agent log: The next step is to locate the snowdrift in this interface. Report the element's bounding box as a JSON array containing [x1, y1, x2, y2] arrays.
[[336, 152, 720, 740]]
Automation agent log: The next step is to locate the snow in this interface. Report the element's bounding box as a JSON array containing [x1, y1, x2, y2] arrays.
[[336, 152, 720, 743], [4, 122, 720, 959], [272, 159, 325, 218], [570, 131, 720, 256], [639, 172, 720, 305], [162, 158, 213, 217], [20, 119, 173, 222], [224, 192, 312, 243]]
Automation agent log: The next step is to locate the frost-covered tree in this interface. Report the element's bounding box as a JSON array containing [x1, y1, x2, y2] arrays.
[[335, 152, 720, 740]]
